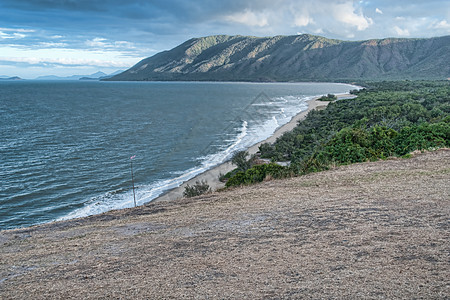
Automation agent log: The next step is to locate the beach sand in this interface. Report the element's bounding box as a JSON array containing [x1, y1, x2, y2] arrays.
[[155, 96, 335, 202]]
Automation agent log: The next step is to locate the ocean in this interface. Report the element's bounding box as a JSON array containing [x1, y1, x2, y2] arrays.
[[0, 81, 356, 230]]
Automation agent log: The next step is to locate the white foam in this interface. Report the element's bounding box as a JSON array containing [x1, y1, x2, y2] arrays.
[[57, 121, 250, 221], [56, 93, 325, 222]]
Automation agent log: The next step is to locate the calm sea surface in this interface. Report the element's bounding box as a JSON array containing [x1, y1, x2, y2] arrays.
[[0, 81, 356, 230]]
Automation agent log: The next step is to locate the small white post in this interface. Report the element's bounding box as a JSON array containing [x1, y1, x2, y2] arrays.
[[130, 155, 136, 207]]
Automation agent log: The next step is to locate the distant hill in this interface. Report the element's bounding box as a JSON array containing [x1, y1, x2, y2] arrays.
[[97, 70, 125, 80], [36, 71, 114, 81], [0, 76, 22, 80], [107, 34, 450, 82]]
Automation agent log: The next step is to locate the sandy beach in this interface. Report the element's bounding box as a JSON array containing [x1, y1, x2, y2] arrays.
[[155, 95, 340, 202]]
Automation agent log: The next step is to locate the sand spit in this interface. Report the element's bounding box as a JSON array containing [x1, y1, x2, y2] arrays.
[[1, 149, 449, 299]]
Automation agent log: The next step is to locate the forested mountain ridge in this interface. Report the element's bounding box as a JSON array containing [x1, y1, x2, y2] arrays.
[[108, 34, 450, 81]]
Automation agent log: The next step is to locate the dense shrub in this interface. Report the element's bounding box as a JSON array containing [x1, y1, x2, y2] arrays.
[[225, 81, 450, 187], [393, 121, 450, 155], [291, 122, 449, 176], [319, 94, 337, 101], [259, 80, 449, 162], [225, 163, 289, 187], [318, 126, 398, 164], [183, 180, 211, 198]]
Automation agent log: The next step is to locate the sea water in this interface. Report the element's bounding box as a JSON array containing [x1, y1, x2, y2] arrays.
[[0, 81, 356, 230]]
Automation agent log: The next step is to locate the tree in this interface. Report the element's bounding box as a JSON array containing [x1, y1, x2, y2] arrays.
[[232, 151, 252, 172], [319, 94, 337, 101]]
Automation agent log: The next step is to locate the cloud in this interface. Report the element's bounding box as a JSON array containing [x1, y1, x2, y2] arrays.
[[222, 0, 375, 38], [432, 20, 450, 30], [85, 37, 137, 52], [294, 14, 314, 27], [114, 41, 135, 49], [332, 2, 373, 31], [0, 55, 134, 68], [39, 42, 68, 48], [85, 37, 108, 48], [225, 10, 269, 27], [0, 43, 142, 72], [0, 31, 26, 39], [0, 27, 35, 33], [1, 0, 448, 44], [312, 28, 324, 34], [0, 27, 32, 39], [393, 26, 410, 36]]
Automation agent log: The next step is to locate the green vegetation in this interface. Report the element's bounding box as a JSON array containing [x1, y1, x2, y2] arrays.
[[231, 151, 253, 172], [318, 94, 337, 101], [219, 151, 255, 183], [225, 81, 450, 187], [225, 163, 291, 188], [183, 180, 211, 198]]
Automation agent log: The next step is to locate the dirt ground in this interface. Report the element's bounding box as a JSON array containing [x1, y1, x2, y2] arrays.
[[1, 149, 449, 299]]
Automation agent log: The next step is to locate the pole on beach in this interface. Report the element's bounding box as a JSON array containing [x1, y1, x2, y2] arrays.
[[130, 155, 136, 207]]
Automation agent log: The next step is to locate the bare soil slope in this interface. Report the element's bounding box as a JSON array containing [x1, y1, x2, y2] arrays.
[[1, 150, 449, 299]]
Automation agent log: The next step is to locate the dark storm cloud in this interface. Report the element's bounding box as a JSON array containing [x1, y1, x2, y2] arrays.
[[2, 0, 448, 40], [1, 1, 445, 32]]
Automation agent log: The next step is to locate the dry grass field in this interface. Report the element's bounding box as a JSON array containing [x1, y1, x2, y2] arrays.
[[1, 149, 449, 299]]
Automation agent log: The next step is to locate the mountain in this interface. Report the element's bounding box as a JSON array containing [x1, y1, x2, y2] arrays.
[[36, 71, 108, 81], [107, 34, 450, 82], [35, 74, 85, 80], [106, 70, 125, 76], [79, 72, 108, 80], [79, 70, 125, 80], [0, 76, 22, 80], [98, 70, 125, 80]]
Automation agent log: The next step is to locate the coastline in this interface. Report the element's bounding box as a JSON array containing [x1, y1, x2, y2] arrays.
[[154, 94, 350, 203], [0, 83, 358, 231]]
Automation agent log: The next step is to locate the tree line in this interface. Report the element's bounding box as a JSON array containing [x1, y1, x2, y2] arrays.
[[224, 80, 449, 187]]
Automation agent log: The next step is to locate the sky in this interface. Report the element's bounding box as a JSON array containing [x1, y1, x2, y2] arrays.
[[0, 0, 449, 79]]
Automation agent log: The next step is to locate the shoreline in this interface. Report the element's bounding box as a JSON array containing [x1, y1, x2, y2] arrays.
[[154, 94, 353, 203], [0, 85, 358, 232]]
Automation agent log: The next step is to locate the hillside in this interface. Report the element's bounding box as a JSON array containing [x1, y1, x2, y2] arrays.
[[108, 34, 450, 81], [0, 76, 22, 80], [1, 149, 448, 298]]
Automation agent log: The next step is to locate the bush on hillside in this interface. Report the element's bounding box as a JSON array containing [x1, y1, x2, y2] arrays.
[[183, 180, 211, 198], [225, 163, 290, 187]]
